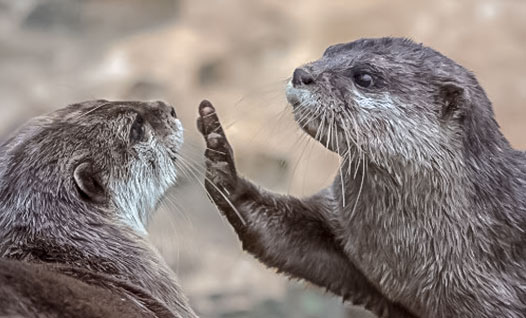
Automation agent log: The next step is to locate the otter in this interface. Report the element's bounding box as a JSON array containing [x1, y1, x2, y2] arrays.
[[197, 37, 526, 318], [0, 100, 197, 318]]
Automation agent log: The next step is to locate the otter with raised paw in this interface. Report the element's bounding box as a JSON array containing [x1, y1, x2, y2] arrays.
[[0, 100, 197, 318], [197, 37, 526, 318]]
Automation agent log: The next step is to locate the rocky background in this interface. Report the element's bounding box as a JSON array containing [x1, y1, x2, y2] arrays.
[[0, 0, 524, 317]]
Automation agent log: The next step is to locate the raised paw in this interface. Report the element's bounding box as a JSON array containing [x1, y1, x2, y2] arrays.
[[197, 100, 245, 224]]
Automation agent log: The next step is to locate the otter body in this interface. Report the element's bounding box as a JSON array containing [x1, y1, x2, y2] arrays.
[[0, 100, 196, 318], [198, 38, 526, 318]]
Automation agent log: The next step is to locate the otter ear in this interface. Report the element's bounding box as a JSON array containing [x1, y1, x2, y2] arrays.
[[439, 82, 466, 119], [73, 162, 106, 204]]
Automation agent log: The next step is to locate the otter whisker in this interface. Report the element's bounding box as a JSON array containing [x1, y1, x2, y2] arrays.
[[205, 147, 227, 156], [179, 144, 246, 224], [350, 153, 367, 218], [156, 198, 183, 271], [341, 110, 359, 145], [300, 137, 320, 196], [203, 177, 247, 226], [342, 133, 354, 175], [177, 156, 230, 228], [170, 154, 194, 182], [276, 103, 294, 122], [287, 133, 313, 193], [288, 104, 328, 194], [78, 102, 112, 118], [177, 154, 247, 226], [334, 118, 346, 207], [293, 103, 314, 123], [297, 105, 323, 131], [234, 79, 290, 107], [340, 111, 359, 176], [325, 111, 333, 150], [330, 109, 337, 151], [179, 143, 208, 168], [176, 153, 209, 181], [175, 154, 207, 184], [314, 110, 327, 145], [295, 108, 313, 128], [300, 110, 321, 129], [243, 103, 297, 145], [176, 164, 193, 182], [353, 154, 362, 180], [222, 120, 241, 132], [326, 112, 334, 150], [163, 193, 194, 232], [349, 114, 364, 179]]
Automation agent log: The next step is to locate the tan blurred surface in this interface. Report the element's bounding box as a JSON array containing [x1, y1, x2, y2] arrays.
[[0, 0, 524, 317]]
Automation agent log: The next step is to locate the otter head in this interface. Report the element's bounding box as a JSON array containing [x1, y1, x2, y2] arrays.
[[0, 100, 183, 235], [286, 37, 497, 175]]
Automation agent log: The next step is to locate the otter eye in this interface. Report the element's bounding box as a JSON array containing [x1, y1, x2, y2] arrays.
[[129, 115, 145, 143], [354, 72, 374, 88]]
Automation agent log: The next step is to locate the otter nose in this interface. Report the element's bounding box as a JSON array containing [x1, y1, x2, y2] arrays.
[[170, 107, 177, 118], [154, 100, 177, 118], [292, 68, 314, 87]]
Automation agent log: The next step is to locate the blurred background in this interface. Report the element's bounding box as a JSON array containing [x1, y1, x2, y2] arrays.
[[0, 0, 524, 317]]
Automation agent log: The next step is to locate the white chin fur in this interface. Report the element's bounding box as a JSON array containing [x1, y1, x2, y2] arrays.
[[286, 81, 316, 108]]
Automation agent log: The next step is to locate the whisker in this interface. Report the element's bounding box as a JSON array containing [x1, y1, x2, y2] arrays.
[[176, 154, 247, 226], [287, 133, 312, 193], [205, 148, 227, 156], [334, 116, 346, 207], [156, 198, 182, 272], [78, 102, 111, 118], [350, 153, 366, 217]]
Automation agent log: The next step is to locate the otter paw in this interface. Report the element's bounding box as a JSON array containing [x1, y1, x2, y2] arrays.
[[197, 100, 238, 201]]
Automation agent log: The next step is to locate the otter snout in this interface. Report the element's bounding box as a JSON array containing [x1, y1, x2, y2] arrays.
[[286, 68, 315, 108], [138, 101, 181, 135], [151, 100, 177, 119]]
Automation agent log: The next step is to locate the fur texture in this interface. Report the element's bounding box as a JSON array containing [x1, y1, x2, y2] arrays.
[[0, 100, 196, 318], [198, 38, 526, 318]]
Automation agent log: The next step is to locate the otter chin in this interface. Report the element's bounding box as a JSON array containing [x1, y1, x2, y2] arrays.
[[0, 100, 196, 318], [198, 37, 526, 318]]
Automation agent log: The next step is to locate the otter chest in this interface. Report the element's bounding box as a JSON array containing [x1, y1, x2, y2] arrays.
[[337, 187, 454, 303]]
